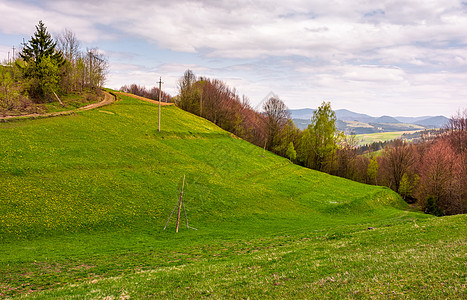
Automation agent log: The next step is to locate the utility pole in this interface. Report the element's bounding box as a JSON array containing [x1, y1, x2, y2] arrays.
[[158, 77, 163, 132], [89, 50, 93, 87], [12, 46, 15, 61]]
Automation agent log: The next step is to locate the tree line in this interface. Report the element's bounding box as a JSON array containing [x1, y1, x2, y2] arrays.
[[0, 21, 108, 115], [176, 70, 267, 147], [120, 83, 172, 103], [175, 70, 466, 216]]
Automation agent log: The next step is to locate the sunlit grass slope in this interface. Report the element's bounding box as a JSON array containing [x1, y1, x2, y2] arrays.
[[0, 94, 415, 240], [355, 130, 419, 145], [1, 94, 464, 298]]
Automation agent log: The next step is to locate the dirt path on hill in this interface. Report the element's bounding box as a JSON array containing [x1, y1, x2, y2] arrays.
[[114, 91, 173, 106], [0, 91, 116, 122]]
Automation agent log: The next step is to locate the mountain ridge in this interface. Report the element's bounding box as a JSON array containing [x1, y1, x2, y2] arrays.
[[289, 108, 449, 132]]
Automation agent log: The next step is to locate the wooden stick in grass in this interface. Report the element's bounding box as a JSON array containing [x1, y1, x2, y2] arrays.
[[176, 175, 186, 233]]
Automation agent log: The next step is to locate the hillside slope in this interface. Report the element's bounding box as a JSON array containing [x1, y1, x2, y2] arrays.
[[0, 94, 417, 240], [3, 93, 463, 299]]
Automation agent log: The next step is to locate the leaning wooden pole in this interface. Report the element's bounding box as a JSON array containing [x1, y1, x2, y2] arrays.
[[52, 89, 65, 107], [182, 199, 189, 229], [163, 202, 178, 231], [176, 175, 186, 233]]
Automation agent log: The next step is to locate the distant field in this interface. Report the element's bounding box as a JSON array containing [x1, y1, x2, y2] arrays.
[[355, 130, 420, 145], [1, 94, 464, 299]]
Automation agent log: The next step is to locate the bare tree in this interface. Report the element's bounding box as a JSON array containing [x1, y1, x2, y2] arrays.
[[56, 29, 81, 63], [120, 83, 172, 102], [445, 108, 467, 154], [418, 139, 465, 214], [86, 48, 108, 89], [177, 70, 196, 99], [262, 96, 289, 150], [55, 29, 107, 92], [380, 140, 417, 192], [56, 29, 82, 92]]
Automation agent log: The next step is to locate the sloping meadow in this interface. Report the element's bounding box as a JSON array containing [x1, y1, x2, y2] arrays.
[[1, 94, 464, 298]]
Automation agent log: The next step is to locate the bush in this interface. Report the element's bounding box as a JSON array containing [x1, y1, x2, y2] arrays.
[[424, 196, 444, 216]]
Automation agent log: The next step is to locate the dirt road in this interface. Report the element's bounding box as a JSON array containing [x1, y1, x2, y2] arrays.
[[0, 91, 116, 122]]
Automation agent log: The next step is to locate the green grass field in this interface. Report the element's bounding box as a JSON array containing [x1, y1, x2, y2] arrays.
[[1, 94, 465, 298], [355, 130, 420, 145]]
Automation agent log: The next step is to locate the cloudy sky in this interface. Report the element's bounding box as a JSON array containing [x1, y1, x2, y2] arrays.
[[1, 0, 466, 117]]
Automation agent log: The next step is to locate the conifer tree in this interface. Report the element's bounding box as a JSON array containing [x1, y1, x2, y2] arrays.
[[367, 156, 379, 184], [20, 21, 63, 65], [20, 20, 64, 100]]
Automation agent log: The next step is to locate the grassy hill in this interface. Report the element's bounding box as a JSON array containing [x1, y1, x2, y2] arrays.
[[0, 94, 465, 298]]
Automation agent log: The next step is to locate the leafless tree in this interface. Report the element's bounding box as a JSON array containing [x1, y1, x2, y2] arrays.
[[56, 29, 81, 63], [86, 48, 108, 89], [56, 29, 82, 92], [418, 139, 465, 214], [445, 108, 467, 154], [177, 70, 196, 99], [262, 96, 289, 150], [120, 83, 172, 102], [380, 140, 417, 192]]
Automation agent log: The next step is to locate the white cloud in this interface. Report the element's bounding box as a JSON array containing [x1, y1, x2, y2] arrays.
[[0, 0, 107, 42], [0, 0, 466, 116]]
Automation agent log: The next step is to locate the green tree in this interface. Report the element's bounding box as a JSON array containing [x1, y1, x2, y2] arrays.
[[367, 156, 379, 184], [286, 142, 297, 162], [425, 196, 444, 216], [398, 172, 419, 202], [299, 101, 341, 172], [36, 56, 61, 96], [273, 119, 301, 157], [20, 20, 64, 100], [0, 66, 14, 108], [20, 21, 63, 65]]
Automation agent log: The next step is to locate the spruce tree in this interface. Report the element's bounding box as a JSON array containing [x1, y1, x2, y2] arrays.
[[20, 21, 63, 65], [20, 21, 64, 100]]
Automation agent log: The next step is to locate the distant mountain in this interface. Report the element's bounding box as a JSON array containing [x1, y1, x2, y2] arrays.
[[289, 108, 376, 123], [395, 115, 449, 128], [372, 115, 401, 124], [334, 109, 375, 123], [415, 116, 449, 128], [289, 108, 448, 133], [394, 116, 432, 123], [288, 108, 315, 119]]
